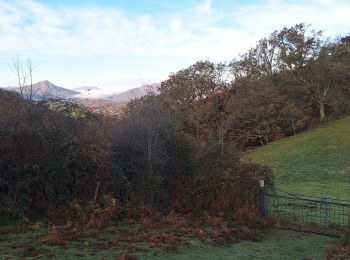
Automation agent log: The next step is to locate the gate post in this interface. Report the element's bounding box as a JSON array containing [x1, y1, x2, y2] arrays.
[[259, 180, 268, 216], [322, 197, 330, 226]]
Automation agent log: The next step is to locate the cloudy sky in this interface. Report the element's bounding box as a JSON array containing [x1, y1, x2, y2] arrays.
[[0, 0, 349, 91]]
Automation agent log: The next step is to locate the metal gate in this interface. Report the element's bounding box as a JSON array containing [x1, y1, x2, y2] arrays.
[[262, 189, 350, 235]]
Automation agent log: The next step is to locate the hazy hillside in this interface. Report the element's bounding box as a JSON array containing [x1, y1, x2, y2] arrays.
[[107, 83, 160, 103], [246, 115, 350, 200], [76, 98, 125, 116], [73, 86, 100, 92], [72, 87, 120, 100]]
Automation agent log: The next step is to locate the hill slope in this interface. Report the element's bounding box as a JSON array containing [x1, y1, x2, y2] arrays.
[[246, 115, 350, 200], [107, 83, 160, 103]]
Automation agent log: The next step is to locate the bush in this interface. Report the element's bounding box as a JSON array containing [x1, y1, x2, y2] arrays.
[[0, 92, 111, 219]]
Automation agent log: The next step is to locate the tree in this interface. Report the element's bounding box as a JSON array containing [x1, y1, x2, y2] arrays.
[[276, 23, 336, 121], [225, 81, 308, 146], [187, 93, 228, 148], [10, 57, 36, 101], [110, 94, 173, 204], [159, 60, 227, 118], [301, 45, 345, 121], [277, 23, 323, 77], [230, 30, 280, 81], [278, 27, 350, 121]]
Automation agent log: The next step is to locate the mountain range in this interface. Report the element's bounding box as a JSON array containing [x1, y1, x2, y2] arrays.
[[6, 80, 79, 99], [4, 80, 160, 104]]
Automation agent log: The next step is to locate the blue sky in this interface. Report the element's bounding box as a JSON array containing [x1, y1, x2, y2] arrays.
[[0, 0, 350, 91]]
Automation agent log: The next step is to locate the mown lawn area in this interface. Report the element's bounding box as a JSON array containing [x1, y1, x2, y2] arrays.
[[246, 114, 350, 200], [0, 224, 338, 259]]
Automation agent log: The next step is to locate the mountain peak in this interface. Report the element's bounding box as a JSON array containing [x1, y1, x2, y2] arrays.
[[7, 80, 78, 99], [39, 80, 54, 86]]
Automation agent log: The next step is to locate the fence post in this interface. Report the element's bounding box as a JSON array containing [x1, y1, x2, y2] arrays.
[[259, 180, 268, 216], [322, 197, 329, 226]]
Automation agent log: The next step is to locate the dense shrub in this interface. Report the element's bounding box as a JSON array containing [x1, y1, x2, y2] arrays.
[[0, 91, 110, 218]]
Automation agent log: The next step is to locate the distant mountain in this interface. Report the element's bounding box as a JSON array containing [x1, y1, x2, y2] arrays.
[[107, 83, 160, 103], [7, 80, 79, 99], [3, 81, 160, 104]]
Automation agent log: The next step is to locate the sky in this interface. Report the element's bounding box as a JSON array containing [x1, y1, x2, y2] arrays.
[[0, 0, 350, 91]]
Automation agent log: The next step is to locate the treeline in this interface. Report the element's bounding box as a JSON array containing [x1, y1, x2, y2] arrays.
[[159, 23, 350, 147], [1, 23, 349, 222]]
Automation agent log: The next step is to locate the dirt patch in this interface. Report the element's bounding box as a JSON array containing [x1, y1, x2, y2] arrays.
[[325, 246, 350, 259]]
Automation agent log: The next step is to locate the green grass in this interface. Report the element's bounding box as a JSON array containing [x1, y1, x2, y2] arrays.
[[0, 226, 338, 259], [246, 114, 350, 200], [152, 230, 337, 260]]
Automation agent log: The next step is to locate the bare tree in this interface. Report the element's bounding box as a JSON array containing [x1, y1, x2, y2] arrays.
[[10, 57, 36, 101]]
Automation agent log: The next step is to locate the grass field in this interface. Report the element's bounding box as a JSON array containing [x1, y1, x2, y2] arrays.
[[0, 224, 338, 259], [155, 230, 337, 260], [246, 114, 350, 200]]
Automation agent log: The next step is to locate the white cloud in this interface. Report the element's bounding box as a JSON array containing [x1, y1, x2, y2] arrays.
[[230, 0, 350, 38], [1, 0, 349, 61], [0, 0, 246, 62], [196, 0, 213, 14], [0, 0, 350, 90], [170, 16, 183, 30]]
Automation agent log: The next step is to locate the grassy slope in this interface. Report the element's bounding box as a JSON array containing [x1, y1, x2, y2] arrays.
[[246, 114, 350, 200]]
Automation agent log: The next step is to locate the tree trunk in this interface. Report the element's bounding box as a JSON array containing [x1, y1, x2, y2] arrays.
[[220, 112, 224, 156], [319, 102, 325, 122], [147, 112, 152, 167]]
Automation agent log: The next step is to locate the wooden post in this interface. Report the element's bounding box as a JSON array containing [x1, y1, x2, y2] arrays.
[[259, 180, 267, 216]]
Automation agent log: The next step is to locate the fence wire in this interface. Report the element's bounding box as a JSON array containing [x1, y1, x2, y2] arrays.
[[263, 189, 350, 235]]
